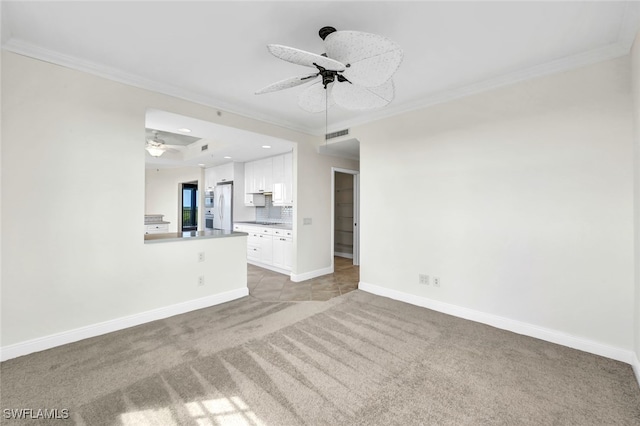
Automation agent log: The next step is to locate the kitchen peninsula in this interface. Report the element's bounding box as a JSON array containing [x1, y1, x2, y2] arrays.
[[144, 229, 247, 244], [234, 221, 292, 274]]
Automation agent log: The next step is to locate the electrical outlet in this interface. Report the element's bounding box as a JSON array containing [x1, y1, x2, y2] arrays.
[[198, 276, 205, 286], [433, 277, 441, 287], [198, 252, 205, 262], [419, 274, 430, 285]]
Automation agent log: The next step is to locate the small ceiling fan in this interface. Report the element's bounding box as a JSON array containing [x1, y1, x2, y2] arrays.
[[145, 131, 168, 157], [145, 129, 198, 157], [256, 26, 403, 112]]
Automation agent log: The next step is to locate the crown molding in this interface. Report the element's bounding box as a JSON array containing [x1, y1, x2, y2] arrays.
[[4, 0, 639, 139], [311, 3, 640, 135], [316, 40, 634, 135], [1, 39, 316, 136]]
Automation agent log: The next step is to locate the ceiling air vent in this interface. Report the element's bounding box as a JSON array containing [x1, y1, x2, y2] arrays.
[[325, 129, 349, 140], [201, 144, 208, 151]]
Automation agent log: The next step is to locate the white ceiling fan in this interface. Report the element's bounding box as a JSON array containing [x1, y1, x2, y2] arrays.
[[145, 129, 199, 157], [256, 26, 403, 112]]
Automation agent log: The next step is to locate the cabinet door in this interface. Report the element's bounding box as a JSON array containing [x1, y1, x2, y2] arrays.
[[263, 157, 273, 193], [254, 158, 272, 193], [216, 162, 233, 183], [205, 167, 216, 191], [272, 183, 285, 204], [247, 245, 260, 261], [272, 154, 284, 183], [272, 237, 285, 269], [247, 232, 260, 261], [259, 234, 273, 264], [273, 236, 292, 270], [284, 152, 293, 205], [253, 159, 264, 193], [272, 154, 285, 205], [283, 237, 293, 270], [244, 161, 255, 193]]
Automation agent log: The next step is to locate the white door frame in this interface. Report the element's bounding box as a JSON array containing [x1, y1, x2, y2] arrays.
[[331, 167, 360, 266]]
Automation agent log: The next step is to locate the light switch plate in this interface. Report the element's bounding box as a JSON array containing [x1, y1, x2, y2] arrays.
[[303, 218, 312, 225]]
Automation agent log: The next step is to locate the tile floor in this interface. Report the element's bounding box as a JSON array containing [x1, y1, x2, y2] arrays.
[[248, 256, 359, 302]]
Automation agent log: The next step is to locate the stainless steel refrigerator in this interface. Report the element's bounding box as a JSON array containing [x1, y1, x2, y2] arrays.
[[213, 182, 233, 231]]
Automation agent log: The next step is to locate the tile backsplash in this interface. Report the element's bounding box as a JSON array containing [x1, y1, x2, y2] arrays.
[[256, 195, 292, 224]]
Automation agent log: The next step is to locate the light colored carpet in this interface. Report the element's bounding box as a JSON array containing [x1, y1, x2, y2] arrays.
[[2, 290, 639, 425]]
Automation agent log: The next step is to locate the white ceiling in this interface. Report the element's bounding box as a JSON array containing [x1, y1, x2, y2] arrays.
[[145, 109, 294, 168], [3, 1, 639, 137]]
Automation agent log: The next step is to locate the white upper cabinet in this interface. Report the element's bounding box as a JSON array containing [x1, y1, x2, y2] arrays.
[[206, 162, 234, 190], [204, 167, 216, 190], [245, 156, 274, 194], [254, 157, 273, 193], [244, 161, 256, 194], [272, 155, 284, 184], [273, 152, 293, 206], [215, 162, 233, 183], [244, 153, 292, 206]]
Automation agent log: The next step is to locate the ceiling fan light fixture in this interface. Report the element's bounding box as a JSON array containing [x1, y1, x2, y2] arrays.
[[146, 144, 166, 157]]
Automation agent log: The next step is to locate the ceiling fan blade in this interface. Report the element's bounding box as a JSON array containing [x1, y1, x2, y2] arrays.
[[255, 74, 319, 94], [298, 81, 335, 113], [267, 44, 346, 71], [341, 50, 403, 87], [324, 31, 403, 87], [332, 79, 394, 110]]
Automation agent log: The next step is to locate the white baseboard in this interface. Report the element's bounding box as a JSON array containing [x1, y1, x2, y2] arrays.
[[0, 287, 249, 362], [291, 265, 334, 282], [632, 353, 640, 390], [335, 252, 354, 259], [359, 281, 635, 365], [247, 260, 291, 277]]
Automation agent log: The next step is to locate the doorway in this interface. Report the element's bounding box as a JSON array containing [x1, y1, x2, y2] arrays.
[[181, 182, 198, 232], [331, 168, 360, 266]]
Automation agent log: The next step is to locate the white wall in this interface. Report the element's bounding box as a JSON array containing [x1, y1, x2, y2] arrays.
[[145, 166, 202, 232], [632, 31, 640, 365], [1, 52, 249, 348], [358, 57, 634, 352], [294, 141, 359, 278], [1, 51, 356, 351]]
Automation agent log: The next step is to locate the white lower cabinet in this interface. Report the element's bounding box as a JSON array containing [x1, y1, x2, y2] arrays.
[[259, 234, 273, 264], [144, 223, 169, 234], [234, 224, 292, 272], [273, 236, 292, 270], [247, 232, 261, 261]]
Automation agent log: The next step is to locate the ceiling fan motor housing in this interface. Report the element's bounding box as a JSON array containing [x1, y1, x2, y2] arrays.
[[319, 26, 337, 40]]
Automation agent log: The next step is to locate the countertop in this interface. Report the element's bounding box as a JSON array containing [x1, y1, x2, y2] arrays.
[[234, 221, 293, 230], [144, 229, 248, 244]]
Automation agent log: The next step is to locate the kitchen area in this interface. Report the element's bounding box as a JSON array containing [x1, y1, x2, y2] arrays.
[[205, 151, 294, 275], [144, 109, 296, 275]]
